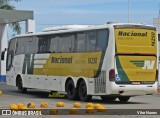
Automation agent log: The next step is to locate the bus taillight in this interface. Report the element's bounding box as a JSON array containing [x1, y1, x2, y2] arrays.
[[109, 69, 115, 81], [156, 69, 158, 81]]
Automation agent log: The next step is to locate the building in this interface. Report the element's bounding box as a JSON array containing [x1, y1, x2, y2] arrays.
[[0, 10, 35, 82]]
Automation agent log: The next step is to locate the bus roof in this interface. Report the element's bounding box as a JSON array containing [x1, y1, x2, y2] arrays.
[[12, 23, 156, 39]]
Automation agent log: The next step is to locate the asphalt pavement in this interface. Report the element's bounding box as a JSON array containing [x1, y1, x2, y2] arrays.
[[0, 82, 160, 118]]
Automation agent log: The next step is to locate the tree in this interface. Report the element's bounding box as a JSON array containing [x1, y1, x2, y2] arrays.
[[0, 0, 21, 34]]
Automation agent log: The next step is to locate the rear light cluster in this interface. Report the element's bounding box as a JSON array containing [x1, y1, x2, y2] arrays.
[[109, 69, 115, 81], [109, 69, 158, 81], [156, 69, 158, 81]]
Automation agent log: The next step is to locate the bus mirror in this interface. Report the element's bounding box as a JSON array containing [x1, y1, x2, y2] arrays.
[[1, 52, 5, 60], [1, 48, 7, 60]]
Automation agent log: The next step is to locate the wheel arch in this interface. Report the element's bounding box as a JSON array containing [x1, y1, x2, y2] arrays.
[[16, 74, 22, 87]]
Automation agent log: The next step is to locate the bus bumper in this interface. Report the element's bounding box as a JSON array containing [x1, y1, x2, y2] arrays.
[[107, 82, 158, 96]]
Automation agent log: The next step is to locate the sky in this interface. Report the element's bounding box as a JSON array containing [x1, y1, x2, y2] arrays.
[[8, 0, 160, 35]]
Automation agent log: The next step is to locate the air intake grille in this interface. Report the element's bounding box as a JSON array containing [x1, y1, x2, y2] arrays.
[[94, 71, 106, 94]]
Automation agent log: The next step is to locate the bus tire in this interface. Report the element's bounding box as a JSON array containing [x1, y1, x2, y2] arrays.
[[118, 96, 130, 102], [78, 80, 92, 102], [101, 96, 117, 102], [66, 79, 78, 100], [17, 76, 27, 93]]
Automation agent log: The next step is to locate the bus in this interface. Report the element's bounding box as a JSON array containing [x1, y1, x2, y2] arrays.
[[6, 23, 158, 102]]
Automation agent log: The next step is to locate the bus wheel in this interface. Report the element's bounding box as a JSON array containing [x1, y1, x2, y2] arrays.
[[101, 96, 117, 102], [118, 96, 130, 102], [78, 80, 92, 102], [17, 77, 27, 93], [66, 79, 78, 100]]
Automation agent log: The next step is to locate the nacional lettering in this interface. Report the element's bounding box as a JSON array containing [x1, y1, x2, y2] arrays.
[[118, 31, 147, 37], [51, 56, 72, 64]]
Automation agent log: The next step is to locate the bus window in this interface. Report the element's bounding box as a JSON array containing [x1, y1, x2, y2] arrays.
[[15, 37, 26, 55], [86, 31, 96, 52], [76, 32, 86, 52], [6, 38, 16, 71], [38, 36, 50, 53], [60, 35, 73, 53], [6, 51, 14, 71], [50, 36, 60, 53], [96, 29, 109, 51], [8, 38, 16, 52], [25, 37, 38, 54]]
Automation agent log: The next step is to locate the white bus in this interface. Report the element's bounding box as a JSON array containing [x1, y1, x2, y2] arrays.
[[6, 23, 158, 102]]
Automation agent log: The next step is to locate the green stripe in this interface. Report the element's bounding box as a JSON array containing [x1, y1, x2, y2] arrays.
[[130, 60, 144, 67], [116, 56, 129, 82]]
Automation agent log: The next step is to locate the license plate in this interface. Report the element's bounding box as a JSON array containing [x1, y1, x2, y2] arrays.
[[132, 82, 140, 85]]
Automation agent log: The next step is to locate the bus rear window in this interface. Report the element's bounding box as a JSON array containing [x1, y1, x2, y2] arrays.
[[115, 27, 157, 55]]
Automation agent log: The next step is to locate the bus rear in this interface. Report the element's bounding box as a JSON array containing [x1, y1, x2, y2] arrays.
[[110, 25, 158, 98]]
